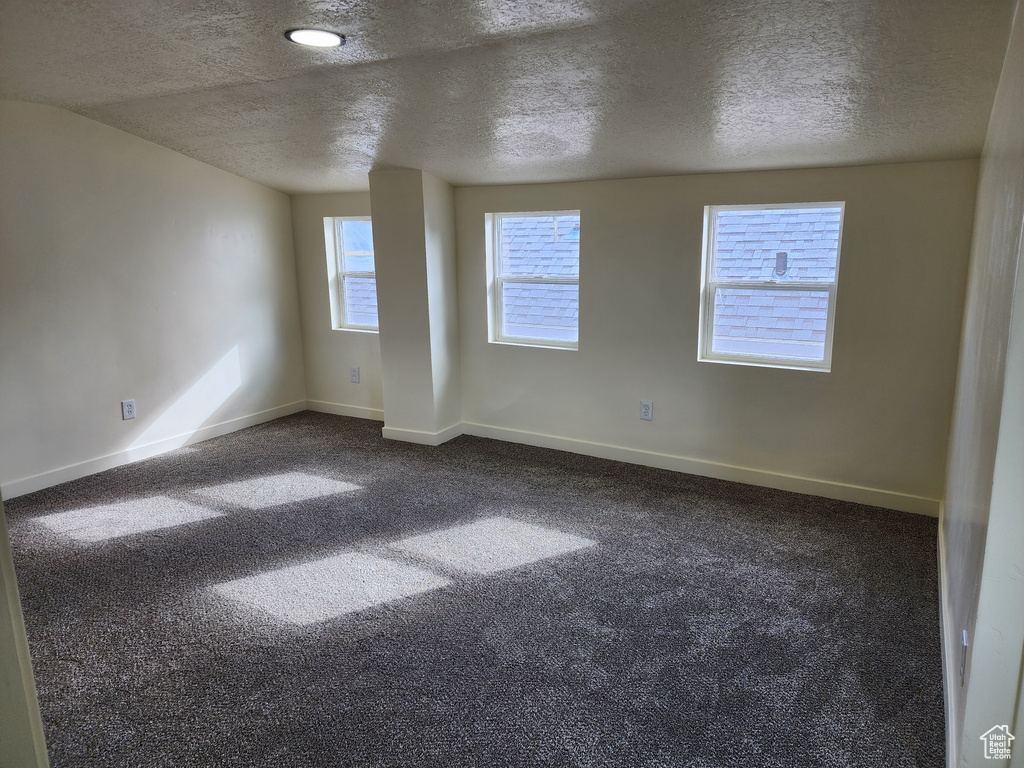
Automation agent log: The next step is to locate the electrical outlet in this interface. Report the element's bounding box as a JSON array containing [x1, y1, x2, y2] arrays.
[[121, 399, 136, 420], [640, 400, 653, 421], [350, 366, 360, 384]]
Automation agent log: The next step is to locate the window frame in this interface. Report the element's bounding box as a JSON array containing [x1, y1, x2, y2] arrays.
[[698, 201, 845, 372], [486, 210, 581, 351], [324, 215, 378, 333]]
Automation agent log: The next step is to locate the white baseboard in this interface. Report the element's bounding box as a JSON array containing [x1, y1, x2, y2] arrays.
[[3, 405, 942, 518], [381, 423, 463, 446], [306, 400, 384, 421], [1, 401, 306, 500], [461, 422, 941, 517], [937, 503, 960, 768]]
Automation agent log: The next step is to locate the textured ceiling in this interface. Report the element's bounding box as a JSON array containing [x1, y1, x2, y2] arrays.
[[0, 0, 1015, 193]]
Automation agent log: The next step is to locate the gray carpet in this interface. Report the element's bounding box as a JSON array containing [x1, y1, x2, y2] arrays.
[[5, 412, 944, 767]]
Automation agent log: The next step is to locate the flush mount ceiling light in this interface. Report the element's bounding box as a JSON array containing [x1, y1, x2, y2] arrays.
[[285, 28, 345, 48]]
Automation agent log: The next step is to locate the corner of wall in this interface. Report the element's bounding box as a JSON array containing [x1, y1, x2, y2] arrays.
[[937, 500, 962, 768], [0, 494, 50, 767]]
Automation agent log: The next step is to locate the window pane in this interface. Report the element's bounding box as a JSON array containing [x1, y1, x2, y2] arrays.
[[340, 220, 374, 272], [502, 282, 578, 343], [714, 207, 841, 282], [343, 277, 378, 328], [500, 215, 580, 278], [711, 287, 829, 362]]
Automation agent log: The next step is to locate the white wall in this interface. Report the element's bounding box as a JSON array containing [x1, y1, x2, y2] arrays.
[[291, 191, 383, 419], [942, 0, 1024, 764], [0, 493, 48, 768], [456, 160, 978, 514], [0, 101, 306, 497]]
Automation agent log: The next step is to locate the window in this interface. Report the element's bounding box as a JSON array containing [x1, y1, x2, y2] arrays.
[[487, 211, 580, 349], [324, 216, 378, 331], [699, 203, 844, 371]]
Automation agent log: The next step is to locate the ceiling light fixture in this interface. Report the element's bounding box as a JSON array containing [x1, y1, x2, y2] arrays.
[[285, 29, 345, 48]]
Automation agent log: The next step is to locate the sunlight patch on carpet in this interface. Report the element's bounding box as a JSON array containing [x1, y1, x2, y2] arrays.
[[34, 497, 224, 543], [211, 552, 451, 624], [389, 517, 596, 574], [192, 471, 361, 510]]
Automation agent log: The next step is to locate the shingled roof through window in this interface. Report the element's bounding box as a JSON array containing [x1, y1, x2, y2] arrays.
[[343, 277, 378, 327], [500, 215, 580, 341], [710, 207, 842, 361]]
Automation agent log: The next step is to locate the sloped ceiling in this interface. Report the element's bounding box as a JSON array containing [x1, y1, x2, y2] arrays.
[[0, 0, 1014, 193]]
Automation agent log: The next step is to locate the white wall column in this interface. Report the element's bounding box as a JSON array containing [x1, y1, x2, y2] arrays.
[[369, 169, 461, 444]]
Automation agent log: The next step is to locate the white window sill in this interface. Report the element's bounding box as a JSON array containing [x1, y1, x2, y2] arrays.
[[490, 338, 578, 352], [698, 354, 830, 373], [332, 326, 379, 335]]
